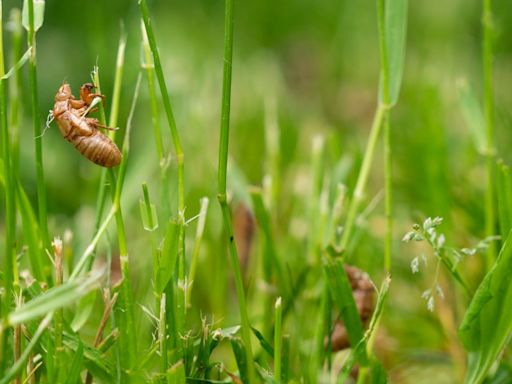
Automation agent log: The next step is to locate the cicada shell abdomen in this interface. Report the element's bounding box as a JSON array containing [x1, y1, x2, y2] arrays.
[[73, 132, 122, 168]]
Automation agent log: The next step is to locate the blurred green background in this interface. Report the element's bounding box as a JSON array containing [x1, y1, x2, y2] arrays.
[[4, 0, 512, 382]]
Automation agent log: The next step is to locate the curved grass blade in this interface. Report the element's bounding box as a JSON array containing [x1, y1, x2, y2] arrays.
[[459, 229, 512, 383], [8, 270, 103, 326]]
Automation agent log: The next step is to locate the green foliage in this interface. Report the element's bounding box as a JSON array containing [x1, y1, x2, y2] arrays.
[[378, 0, 408, 105], [8, 271, 102, 326], [459, 230, 512, 383], [324, 258, 368, 365], [2, 0, 512, 383]]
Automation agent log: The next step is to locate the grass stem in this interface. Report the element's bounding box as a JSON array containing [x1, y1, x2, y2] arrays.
[[483, 0, 496, 269], [340, 104, 386, 252], [139, 0, 187, 352], [377, 0, 393, 272], [0, 1, 16, 375], [216, 0, 256, 381], [274, 297, 282, 383], [27, 0, 49, 249]]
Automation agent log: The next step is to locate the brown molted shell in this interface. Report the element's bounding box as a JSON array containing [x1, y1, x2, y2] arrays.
[[73, 133, 122, 168]]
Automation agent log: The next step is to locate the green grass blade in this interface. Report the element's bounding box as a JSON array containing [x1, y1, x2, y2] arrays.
[[324, 258, 368, 365], [187, 197, 209, 300], [250, 187, 289, 299], [15, 179, 45, 281], [157, 221, 180, 294], [70, 290, 97, 332], [1, 46, 31, 80], [63, 332, 114, 382], [0, 312, 52, 384], [496, 161, 512, 239], [338, 277, 390, 382], [26, 0, 49, 249], [167, 361, 186, 384], [482, 0, 497, 269], [378, 0, 408, 106], [274, 297, 282, 383], [64, 339, 84, 384], [251, 326, 274, 357], [457, 80, 486, 154], [0, 162, 45, 281], [231, 338, 249, 383], [459, 229, 512, 383], [8, 270, 103, 326]]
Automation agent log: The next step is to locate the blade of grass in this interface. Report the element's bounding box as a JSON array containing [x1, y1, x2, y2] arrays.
[[139, 0, 187, 356], [64, 340, 84, 384], [8, 8, 23, 181], [457, 79, 486, 155], [459, 229, 512, 383], [63, 332, 114, 382], [483, 0, 497, 269], [378, 0, 408, 272], [274, 297, 282, 383], [311, 283, 331, 381], [7, 271, 103, 327], [250, 187, 289, 297], [69, 206, 116, 280], [264, 96, 281, 210], [0, 312, 53, 384], [0, 162, 45, 282], [111, 73, 142, 377], [187, 197, 210, 303], [308, 136, 325, 264], [141, 20, 171, 220], [339, 104, 386, 252], [324, 258, 368, 365], [25, 0, 49, 250], [337, 276, 390, 383], [215, 0, 256, 380], [0, 0, 17, 374], [378, 0, 408, 107], [496, 161, 512, 239], [87, 32, 126, 273]]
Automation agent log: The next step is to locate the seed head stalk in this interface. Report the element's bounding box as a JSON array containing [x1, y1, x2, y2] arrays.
[[217, 0, 256, 381], [377, 0, 392, 272]]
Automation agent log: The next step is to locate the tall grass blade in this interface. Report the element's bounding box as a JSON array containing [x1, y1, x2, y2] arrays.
[[1, 46, 31, 80], [459, 230, 512, 383], [457, 80, 486, 154], [250, 187, 289, 298], [496, 161, 512, 239], [157, 221, 180, 294], [378, 0, 408, 106], [8, 270, 103, 326], [26, 0, 50, 249], [231, 338, 249, 383], [324, 258, 368, 365], [0, 312, 52, 384], [0, 161, 45, 281], [64, 339, 84, 384]]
